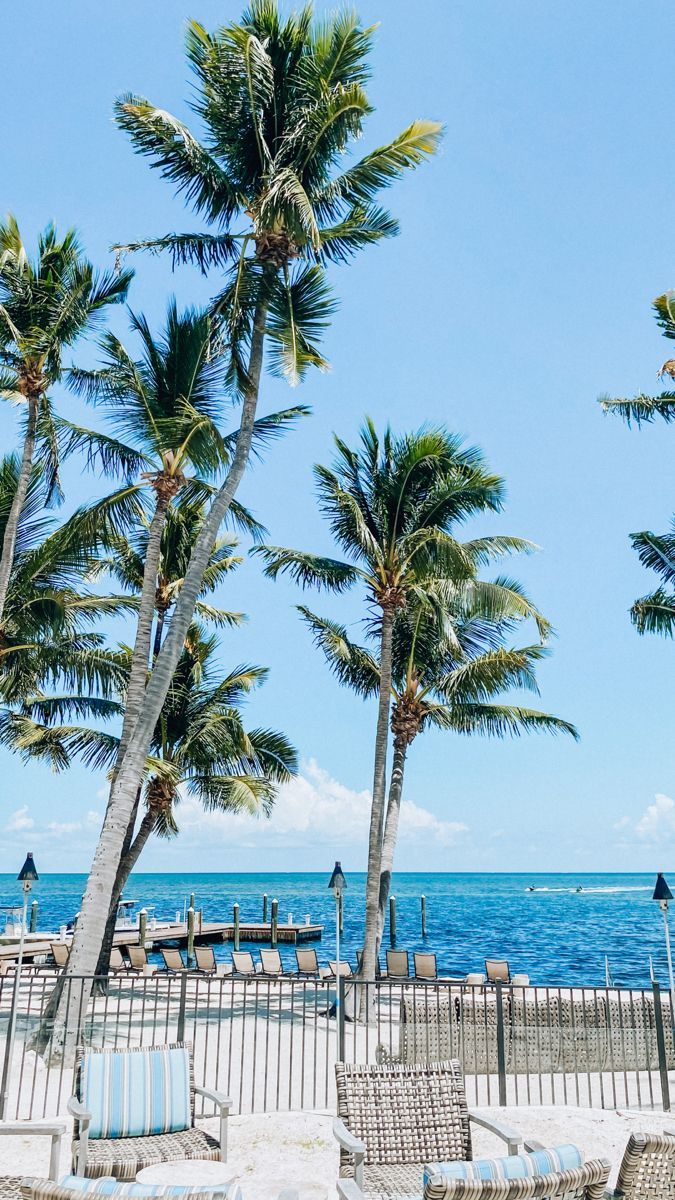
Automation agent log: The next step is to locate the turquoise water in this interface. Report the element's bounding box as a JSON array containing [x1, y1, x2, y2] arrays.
[[0, 871, 668, 987]]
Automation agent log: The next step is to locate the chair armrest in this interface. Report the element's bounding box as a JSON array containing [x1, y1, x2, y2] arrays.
[[333, 1117, 365, 1158], [337, 1178, 367, 1200], [524, 1139, 545, 1152], [67, 1097, 91, 1124], [194, 1085, 232, 1113], [469, 1111, 522, 1155], [0, 1122, 66, 1181]]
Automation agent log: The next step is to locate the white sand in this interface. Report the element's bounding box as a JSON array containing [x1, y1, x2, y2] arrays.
[[1, 1105, 673, 1199]]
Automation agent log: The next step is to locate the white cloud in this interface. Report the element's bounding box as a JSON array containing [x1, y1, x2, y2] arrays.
[[47, 820, 82, 838], [85, 811, 102, 827], [5, 806, 34, 833], [613, 816, 631, 831], [177, 759, 469, 851], [635, 793, 675, 842]]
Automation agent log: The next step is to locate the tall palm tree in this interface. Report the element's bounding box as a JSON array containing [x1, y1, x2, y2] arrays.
[[0, 218, 132, 620], [254, 421, 538, 983], [62, 2, 440, 998], [601, 291, 675, 635], [300, 593, 576, 945]]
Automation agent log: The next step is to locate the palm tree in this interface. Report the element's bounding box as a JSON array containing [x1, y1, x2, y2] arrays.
[[300, 592, 576, 945], [601, 291, 675, 635], [0, 217, 132, 621], [254, 421, 538, 984], [63, 2, 440, 995]]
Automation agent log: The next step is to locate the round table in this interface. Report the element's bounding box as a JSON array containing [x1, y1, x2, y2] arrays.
[[136, 1159, 237, 1187]]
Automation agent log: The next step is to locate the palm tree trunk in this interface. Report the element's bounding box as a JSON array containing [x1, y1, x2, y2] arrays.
[[0, 393, 38, 623], [359, 605, 395, 1011], [152, 609, 166, 662], [376, 738, 408, 948], [94, 787, 142, 978], [51, 288, 271, 1044], [97, 808, 158, 978]]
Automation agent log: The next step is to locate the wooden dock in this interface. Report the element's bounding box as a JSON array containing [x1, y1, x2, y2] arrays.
[[0, 918, 323, 963]]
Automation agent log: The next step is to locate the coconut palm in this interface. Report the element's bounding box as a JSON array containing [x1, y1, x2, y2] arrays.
[[62, 2, 440, 995], [0, 454, 130, 709], [0, 218, 132, 621], [300, 592, 576, 946], [254, 421, 540, 982], [601, 291, 675, 635]]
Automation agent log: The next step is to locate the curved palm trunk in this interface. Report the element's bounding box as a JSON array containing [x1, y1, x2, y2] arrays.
[[52, 290, 270, 1048], [0, 394, 38, 623], [152, 608, 167, 662], [359, 605, 395, 1015], [376, 737, 409, 949], [97, 808, 158, 978], [94, 787, 142, 979]]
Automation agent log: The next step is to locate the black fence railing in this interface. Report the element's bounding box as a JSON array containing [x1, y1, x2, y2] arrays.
[[1, 970, 673, 1119]]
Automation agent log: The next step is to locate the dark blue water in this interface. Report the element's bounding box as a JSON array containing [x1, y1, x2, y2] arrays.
[[0, 871, 668, 987]]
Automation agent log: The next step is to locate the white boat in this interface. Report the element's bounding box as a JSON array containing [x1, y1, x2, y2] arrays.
[[115, 898, 175, 933]]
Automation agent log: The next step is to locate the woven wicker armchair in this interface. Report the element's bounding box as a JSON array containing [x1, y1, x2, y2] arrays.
[[421, 1159, 611, 1200], [68, 1042, 231, 1180], [609, 1131, 675, 1199], [334, 1060, 523, 1200]]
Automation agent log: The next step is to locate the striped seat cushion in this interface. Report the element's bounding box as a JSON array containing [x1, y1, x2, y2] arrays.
[[424, 1145, 583, 1186], [81, 1047, 191, 1139], [58, 1181, 241, 1200]]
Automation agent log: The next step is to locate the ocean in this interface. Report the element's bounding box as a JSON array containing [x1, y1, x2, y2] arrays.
[[0, 871, 668, 988]]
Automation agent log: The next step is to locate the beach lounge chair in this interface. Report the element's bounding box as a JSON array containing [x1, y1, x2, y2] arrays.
[[328, 961, 353, 978], [485, 959, 510, 983], [295, 948, 320, 977], [414, 952, 437, 980], [334, 1059, 523, 1200], [126, 946, 156, 974], [50, 943, 70, 969], [464, 973, 486, 985], [231, 950, 257, 977], [194, 945, 232, 977], [385, 949, 410, 979], [259, 948, 285, 977], [607, 1131, 675, 1199], [68, 1042, 231, 1179], [161, 948, 187, 973]]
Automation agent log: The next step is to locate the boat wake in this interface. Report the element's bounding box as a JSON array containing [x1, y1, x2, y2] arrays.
[[525, 885, 651, 894]]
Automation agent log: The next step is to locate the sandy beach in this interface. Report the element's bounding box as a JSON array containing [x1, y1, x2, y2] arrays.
[[1, 1105, 673, 1199]]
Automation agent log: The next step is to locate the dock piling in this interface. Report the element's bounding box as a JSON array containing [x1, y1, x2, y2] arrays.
[[389, 896, 397, 945], [29, 901, 38, 934], [187, 906, 195, 966], [139, 908, 147, 950], [271, 898, 278, 948], [421, 894, 427, 938], [262, 893, 268, 922], [233, 903, 240, 951]]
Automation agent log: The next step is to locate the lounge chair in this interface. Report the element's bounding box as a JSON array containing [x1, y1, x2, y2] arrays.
[[385, 949, 410, 979], [295, 948, 320, 977], [19, 1181, 246, 1200], [68, 1042, 231, 1180], [50, 943, 70, 969], [608, 1131, 675, 1199], [194, 945, 232, 977], [126, 946, 156, 974], [231, 950, 257, 977], [328, 961, 353, 978], [334, 1059, 523, 1200], [464, 973, 486, 985], [0, 1120, 66, 1187], [485, 959, 510, 983], [259, 948, 285, 977], [414, 952, 437, 980], [161, 947, 187, 973]]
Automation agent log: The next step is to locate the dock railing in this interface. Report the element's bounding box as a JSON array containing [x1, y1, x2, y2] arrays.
[[0, 971, 673, 1119]]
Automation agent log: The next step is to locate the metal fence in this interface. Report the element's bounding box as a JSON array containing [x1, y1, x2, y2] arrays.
[[1, 970, 674, 1120]]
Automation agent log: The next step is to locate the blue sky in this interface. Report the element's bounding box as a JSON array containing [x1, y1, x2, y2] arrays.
[[2, 0, 675, 874]]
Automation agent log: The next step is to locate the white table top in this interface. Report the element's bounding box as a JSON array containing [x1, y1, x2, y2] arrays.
[[136, 1159, 236, 1186]]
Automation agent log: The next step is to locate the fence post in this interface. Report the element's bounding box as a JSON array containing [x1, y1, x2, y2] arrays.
[[138, 908, 147, 950], [29, 901, 38, 933], [177, 970, 188, 1042], [187, 907, 195, 967], [339, 891, 344, 936], [271, 899, 278, 948], [495, 981, 507, 1107], [389, 896, 397, 945], [653, 981, 671, 1111], [420, 895, 427, 938], [233, 903, 240, 952], [262, 893, 268, 923]]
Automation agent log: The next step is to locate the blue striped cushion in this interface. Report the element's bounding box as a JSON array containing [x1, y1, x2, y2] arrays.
[[81, 1047, 191, 1139], [59, 1178, 242, 1200], [424, 1145, 583, 1186]]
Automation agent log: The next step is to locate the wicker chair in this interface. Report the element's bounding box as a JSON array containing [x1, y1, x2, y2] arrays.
[[334, 1060, 523, 1200], [610, 1131, 675, 1199], [421, 1160, 611, 1200], [0, 1122, 66, 1199], [68, 1042, 231, 1180]]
